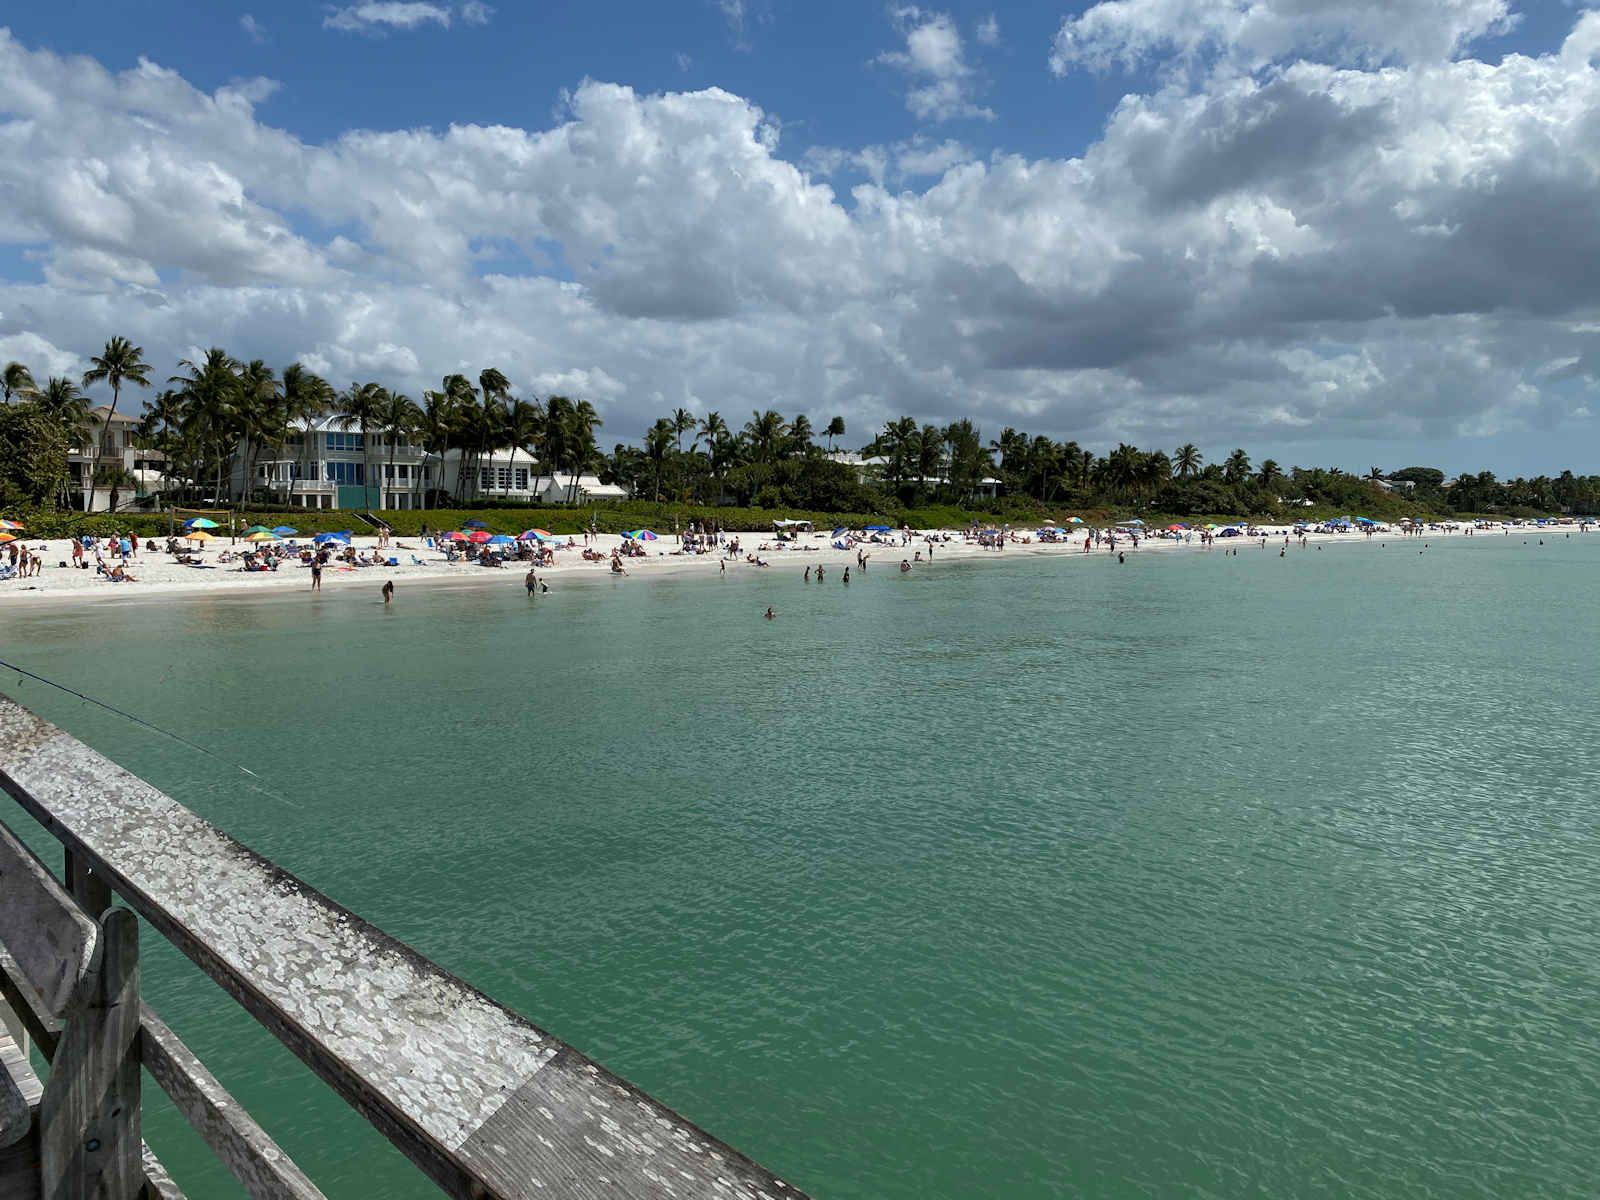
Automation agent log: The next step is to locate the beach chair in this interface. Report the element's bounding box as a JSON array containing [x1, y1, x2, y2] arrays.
[[409, 555, 428, 566]]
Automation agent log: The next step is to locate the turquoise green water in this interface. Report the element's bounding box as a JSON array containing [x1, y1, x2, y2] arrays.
[[4, 535, 1600, 1198]]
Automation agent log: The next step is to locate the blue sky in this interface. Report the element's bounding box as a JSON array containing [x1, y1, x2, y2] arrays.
[[3, 2, 1600, 475]]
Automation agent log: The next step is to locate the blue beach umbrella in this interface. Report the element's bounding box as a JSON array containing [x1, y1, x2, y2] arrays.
[[864, 524, 892, 532], [271, 526, 299, 536], [313, 531, 351, 544], [486, 534, 516, 545], [463, 519, 488, 529]]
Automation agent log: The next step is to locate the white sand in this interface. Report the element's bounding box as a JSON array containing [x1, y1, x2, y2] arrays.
[[0, 525, 1457, 606]]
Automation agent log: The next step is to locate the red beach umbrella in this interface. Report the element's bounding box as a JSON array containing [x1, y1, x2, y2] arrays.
[[468, 530, 492, 543]]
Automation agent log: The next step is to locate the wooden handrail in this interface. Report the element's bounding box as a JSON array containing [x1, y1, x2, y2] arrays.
[[0, 696, 806, 1199]]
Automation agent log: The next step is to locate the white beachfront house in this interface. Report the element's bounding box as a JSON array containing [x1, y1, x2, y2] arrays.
[[70, 406, 172, 512]]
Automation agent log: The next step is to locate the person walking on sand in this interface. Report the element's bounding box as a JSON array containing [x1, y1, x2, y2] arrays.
[[382, 580, 394, 604]]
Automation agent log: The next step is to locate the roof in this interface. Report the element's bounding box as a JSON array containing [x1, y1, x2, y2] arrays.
[[88, 405, 138, 425]]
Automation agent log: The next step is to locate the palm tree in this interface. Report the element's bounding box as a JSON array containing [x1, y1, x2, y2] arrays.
[[697, 411, 728, 453], [1367, 466, 1385, 481], [335, 382, 387, 510], [2, 362, 38, 404], [989, 427, 1028, 491], [671, 407, 695, 455], [872, 416, 918, 494], [1173, 443, 1203, 479], [912, 423, 945, 499], [378, 391, 422, 508], [170, 349, 241, 506], [36, 377, 92, 508], [825, 416, 845, 452], [280, 364, 333, 509], [742, 409, 788, 464], [563, 400, 602, 503], [645, 418, 674, 501], [501, 397, 543, 500], [416, 387, 458, 510], [1222, 448, 1252, 486], [81, 336, 152, 511], [788, 413, 815, 458], [234, 360, 283, 502], [1258, 459, 1284, 491]]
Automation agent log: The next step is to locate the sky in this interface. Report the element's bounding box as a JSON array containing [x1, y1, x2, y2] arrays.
[[2, 1, 1599, 476]]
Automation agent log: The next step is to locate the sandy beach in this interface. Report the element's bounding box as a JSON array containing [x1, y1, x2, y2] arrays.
[[0, 523, 1466, 606]]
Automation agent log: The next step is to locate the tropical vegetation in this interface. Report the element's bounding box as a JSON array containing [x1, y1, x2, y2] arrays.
[[2, 342, 1597, 526]]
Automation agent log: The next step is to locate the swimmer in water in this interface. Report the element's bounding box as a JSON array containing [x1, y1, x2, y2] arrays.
[[764, 607, 775, 619], [382, 579, 394, 604]]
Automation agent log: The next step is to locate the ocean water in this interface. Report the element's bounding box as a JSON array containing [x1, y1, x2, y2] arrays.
[[3, 533, 1599, 1199]]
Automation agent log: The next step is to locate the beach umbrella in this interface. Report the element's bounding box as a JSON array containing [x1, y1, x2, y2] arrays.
[[0, 534, 14, 544], [831, 527, 847, 537], [864, 524, 892, 532], [463, 519, 488, 529], [487, 534, 516, 545], [0, 519, 24, 531], [622, 529, 659, 541], [184, 530, 213, 542], [1166, 524, 1185, 531], [243, 524, 273, 533], [1067, 517, 1083, 524], [271, 525, 298, 536], [313, 531, 350, 544], [518, 528, 556, 540], [244, 531, 279, 542], [184, 517, 220, 529], [444, 531, 470, 541], [468, 530, 492, 543]]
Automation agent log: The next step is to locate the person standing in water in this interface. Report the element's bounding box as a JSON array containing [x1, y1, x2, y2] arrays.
[[310, 558, 322, 591], [842, 567, 851, 584], [382, 579, 395, 604], [525, 567, 538, 596]]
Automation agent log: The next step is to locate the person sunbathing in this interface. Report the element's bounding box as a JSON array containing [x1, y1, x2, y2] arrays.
[[109, 564, 136, 582]]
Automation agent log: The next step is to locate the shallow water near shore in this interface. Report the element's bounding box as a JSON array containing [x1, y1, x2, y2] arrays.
[[4, 534, 1600, 1198]]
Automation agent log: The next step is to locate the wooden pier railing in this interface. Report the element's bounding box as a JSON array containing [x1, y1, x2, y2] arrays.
[[0, 695, 806, 1200]]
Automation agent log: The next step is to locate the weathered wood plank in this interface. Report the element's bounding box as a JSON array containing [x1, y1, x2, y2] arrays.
[[458, 1048, 801, 1200], [137, 1143, 185, 1200], [39, 909, 141, 1200], [0, 822, 97, 1019], [0, 696, 807, 1200], [0, 1029, 32, 1151], [138, 1007, 323, 1200]]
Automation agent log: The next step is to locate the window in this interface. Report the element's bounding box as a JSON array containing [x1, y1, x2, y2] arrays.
[[325, 462, 364, 484], [480, 468, 492, 490], [384, 464, 411, 482], [326, 432, 363, 452], [515, 468, 529, 491]]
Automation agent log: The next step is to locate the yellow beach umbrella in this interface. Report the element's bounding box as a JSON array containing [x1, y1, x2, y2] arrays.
[[0, 533, 15, 544], [185, 530, 213, 542], [244, 531, 279, 542]]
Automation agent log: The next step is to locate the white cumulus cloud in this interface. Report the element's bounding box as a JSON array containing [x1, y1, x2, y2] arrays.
[[1051, 0, 1518, 75], [877, 6, 994, 122], [324, 3, 454, 33]]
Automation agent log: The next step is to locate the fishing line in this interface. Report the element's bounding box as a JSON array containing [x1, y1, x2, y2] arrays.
[[0, 656, 303, 810]]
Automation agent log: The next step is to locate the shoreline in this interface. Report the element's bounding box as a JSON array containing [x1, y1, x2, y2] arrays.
[[0, 525, 1471, 609]]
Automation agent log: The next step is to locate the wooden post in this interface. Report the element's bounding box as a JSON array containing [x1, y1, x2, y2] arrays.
[[39, 909, 141, 1200]]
